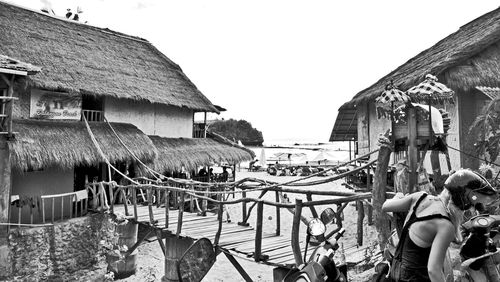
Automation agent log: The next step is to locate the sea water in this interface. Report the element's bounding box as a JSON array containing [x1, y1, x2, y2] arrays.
[[244, 140, 351, 169]]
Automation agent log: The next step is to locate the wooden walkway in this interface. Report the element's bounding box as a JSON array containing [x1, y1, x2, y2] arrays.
[[112, 204, 369, 268]]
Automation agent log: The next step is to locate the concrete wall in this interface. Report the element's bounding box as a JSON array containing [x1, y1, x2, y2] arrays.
[[4, 213, 118, 281], [11, 168, 74, 224], [105, 97, 193, 137]]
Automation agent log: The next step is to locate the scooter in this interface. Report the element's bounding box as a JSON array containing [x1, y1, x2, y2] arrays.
[[282, 208, 347, 282], [459, 213, 500, 281]]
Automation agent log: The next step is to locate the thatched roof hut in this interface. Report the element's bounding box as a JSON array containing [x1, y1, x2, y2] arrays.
[[149, 134, 255, 172], [0, 1, 218, 113], [9, 119, 157, 171], [343, 6, 500, 108]]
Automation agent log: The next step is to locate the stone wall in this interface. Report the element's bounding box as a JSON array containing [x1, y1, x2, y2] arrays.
[[4, 213, 119, 281]]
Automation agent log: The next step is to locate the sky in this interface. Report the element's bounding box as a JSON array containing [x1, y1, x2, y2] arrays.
[[6, 0, 500, 144]]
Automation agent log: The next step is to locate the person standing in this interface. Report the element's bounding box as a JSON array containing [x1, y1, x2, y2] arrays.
[[382, 169, 498, 282]]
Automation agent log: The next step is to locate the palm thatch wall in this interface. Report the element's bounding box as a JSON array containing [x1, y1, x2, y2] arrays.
[[9, 119, 157, 171], [343, 6, 500, 108], [0, 2, 218, 113], [149, 135, 255, 172]]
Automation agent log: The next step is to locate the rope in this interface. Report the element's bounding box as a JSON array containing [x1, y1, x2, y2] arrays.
[[82, 115, 139, 185], [104, 118, 162, 181], [446, 144, 500, 168]]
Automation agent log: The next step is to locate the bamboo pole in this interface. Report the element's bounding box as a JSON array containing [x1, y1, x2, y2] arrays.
[[164, 190, 169, 228], [408, 107, 418, 193], [367, 166, 373, 225], [291, 199, 304, 266], [254, 200, 264, 262], [357, 200, 364, 246], [372, 130, 393, 250], [214, 202, 224, 246], [275, 191, 280, 236], [239, 190, 248, 226], [176, 191, 185, 237]]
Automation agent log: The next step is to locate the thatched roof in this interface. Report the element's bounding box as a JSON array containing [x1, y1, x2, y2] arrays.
[[149, 135, 255, 172], [0, 1, 218, 113], [343, 6, 500, 108], [9, 119, 157, 171], [0, 54, 41, 74]]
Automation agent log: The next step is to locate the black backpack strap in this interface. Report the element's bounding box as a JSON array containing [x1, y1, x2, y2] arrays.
[[411, 193, 428, 214]]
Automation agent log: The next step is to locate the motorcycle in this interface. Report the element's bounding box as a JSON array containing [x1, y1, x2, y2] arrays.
[[282, 208, 347, 282], [459, 213, 500, 281]]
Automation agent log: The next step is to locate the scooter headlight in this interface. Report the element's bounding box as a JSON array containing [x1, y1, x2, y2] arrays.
[[308, 218, 326, 237]]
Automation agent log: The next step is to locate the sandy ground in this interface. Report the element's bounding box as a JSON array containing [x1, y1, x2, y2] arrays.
[[116, 171, 379, 282]]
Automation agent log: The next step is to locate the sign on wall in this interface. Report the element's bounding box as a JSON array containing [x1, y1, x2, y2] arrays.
[[30, 89, 82, 120]]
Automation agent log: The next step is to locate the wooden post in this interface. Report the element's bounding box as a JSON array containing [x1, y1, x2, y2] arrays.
[[357, 200, 364, 246], [372, 131, 393, 250], [132, 186, 137, 221], [275, 191, 280, 236], [189, 185, 194, 212], [306, 192, 318, 218], [214, 202, 223, 246], [367, 166, 373, 225], [291, 199, 304, 266], [408, 107, 418, 193], [238, 190, 249, 226], [0, 137, 11, 277], [176, 192, 185, 237], [164, 190, 169, 229], [254, 200, 264, 262]]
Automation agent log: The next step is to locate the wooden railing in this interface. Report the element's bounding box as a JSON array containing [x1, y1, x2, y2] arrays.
[[10, 191, 88, 225], [85, 149, 386, 267], [193, 122, 206, 138], [81, 109, 104, 122]]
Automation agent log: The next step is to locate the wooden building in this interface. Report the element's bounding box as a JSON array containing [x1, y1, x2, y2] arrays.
[[331, 6, 500, 170]]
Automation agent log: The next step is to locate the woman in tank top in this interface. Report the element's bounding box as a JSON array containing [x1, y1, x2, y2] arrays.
[[382, 169, 498, 282]]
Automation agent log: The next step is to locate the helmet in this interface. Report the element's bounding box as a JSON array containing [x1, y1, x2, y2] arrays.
[[444, 169, 497, 210]]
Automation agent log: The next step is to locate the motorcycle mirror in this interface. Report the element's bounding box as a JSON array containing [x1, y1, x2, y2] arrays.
[[308, 218, 326, 237], [320, 208, 336, 225]]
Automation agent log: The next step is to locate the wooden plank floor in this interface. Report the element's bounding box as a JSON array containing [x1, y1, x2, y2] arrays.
[[111, 204, 367, 268]]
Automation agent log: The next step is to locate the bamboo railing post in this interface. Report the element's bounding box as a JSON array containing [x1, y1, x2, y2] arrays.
[[238, 190, 249, 226], [51, 198, 55, 223], [164, 190, 169, 228], [60, 196, 64, 220], [122, 188, 129, 216], [132, 187, 138, 221], [147, 187, 155, 225], [109, 183, 115, 213], [254, 200, 264, 262], [176, 191, 185, 237], [357, 200, 364, 246], [214, 202, 224, 246], [373, 131, 393, 250], [367, 166, 373, 225], [292, 199, 304, 266], [189, 184, 195, 212], [275, 191, 280, 236], [42, 199, 45, 223], [201, 187, 208, 216], [306, 192, 318, 218]]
